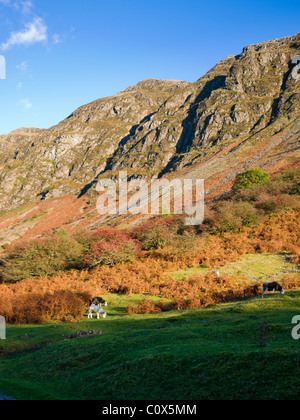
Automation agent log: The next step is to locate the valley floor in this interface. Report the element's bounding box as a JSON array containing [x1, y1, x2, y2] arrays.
[[0, 290, 300, 400]]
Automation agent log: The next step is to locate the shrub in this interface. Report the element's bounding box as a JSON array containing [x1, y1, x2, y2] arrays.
[[205, 167, 300, 235], [278, 168, 300, 195], [255, 193, 299, 213], [76, 228, 132, 252], [125, 274, 300, 315], [126, 299, 162, 315], [131, 217, 183, 250], [0, 237, 84, 283], [210, 201, 260, 233], [0, 290, 92, 324], [82, 228, 141, 268], [83, 239, 139, 268], [234, 168, 270, 190]]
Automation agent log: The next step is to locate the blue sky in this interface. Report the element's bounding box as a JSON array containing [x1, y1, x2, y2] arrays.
[[0, 0, 299, 134]]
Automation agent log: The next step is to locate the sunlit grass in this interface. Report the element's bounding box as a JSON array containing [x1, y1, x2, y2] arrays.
[[171, 253, 299, 281], [1, 290, 300, 400]]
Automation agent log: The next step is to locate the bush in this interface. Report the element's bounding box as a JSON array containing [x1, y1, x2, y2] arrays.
[[0, 237, 84, 283], [83, 240, 139, 268], [209, 201, 261, 233], [278, 168, 300, 195], [125, 274, 300, 315], [204, 167, 300, 235], [82, 228, 141, 268], [0, 290, 92, 324], [255, 193, 299, 213], [126, 299, 163, 315], [76, 228, 132, 252], [131, 217, 183, 250], [234, 168, 270, 190]]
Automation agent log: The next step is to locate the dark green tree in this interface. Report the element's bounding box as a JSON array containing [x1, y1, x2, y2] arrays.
[[234, 168, 270, 190]]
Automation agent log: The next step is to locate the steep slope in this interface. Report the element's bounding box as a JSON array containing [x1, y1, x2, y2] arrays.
[[0, 79, 191, 211], [0, 33, 299, 246], [108, 33, 300, 175]]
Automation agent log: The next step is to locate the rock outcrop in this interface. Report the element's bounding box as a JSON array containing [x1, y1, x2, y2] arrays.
[[0, 32, 299, 215]]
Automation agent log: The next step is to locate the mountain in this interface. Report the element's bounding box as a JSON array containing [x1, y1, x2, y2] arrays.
[[0, 33, 299, 246]]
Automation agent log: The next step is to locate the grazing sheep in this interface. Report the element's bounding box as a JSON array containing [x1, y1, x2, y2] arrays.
[[88, 304, 107, 319], [263, 281, 285, 297], [213, 271, 220, 277]]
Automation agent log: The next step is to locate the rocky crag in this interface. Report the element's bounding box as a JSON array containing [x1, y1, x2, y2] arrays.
[[0, 33, 299, 245]]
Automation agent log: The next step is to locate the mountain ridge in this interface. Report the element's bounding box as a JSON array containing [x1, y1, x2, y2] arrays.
[[0, 32, 299, 246]]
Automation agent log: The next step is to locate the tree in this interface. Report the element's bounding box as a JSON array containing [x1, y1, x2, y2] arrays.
[[234, 168, 270, 190]]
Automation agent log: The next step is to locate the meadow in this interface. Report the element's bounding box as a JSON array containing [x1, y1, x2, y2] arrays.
[[0, 290, 300, 400], [0, 167, 299, 399]]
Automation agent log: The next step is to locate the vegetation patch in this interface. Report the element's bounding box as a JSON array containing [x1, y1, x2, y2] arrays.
[[171, 253, 299, 281]]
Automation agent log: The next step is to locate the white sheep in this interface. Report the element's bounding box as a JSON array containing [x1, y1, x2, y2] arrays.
[[88, 304, 107, 319]]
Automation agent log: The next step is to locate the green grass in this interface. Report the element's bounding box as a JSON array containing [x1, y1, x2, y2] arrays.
[[171, 253, 299, 281], [1, 291, 300, 400]]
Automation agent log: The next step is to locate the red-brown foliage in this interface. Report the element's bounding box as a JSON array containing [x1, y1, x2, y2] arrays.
[[126, 274, 300, 315], [0, 208, 299, 324], [0, 290, 93, 324], [79, 228, 142, 268]]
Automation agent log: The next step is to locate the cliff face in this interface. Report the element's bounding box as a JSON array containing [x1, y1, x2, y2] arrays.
[[0, 33, 299, 216], [108, 33, 300, 175], [0, 79, 192, 210]]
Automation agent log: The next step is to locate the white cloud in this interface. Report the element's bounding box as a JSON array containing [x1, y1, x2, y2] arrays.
[[1, 17, 47, 51], [1, 1, 71, 50], [0, 0, 33, 13], [18, 98, 32, 110], [19, 1, 34, 15], [16, 60, 28, 72], [52, 33, 61, 45]]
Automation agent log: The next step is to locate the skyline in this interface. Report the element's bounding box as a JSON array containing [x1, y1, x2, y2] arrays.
[[0, 0, 299, 134]]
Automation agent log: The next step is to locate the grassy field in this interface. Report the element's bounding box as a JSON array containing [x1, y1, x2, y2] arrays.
[[1, 290, 300, 400], [171, 253, 299, 281]]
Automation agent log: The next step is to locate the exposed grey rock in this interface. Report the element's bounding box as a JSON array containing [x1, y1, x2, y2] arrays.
[[0, 33, 299, 212]]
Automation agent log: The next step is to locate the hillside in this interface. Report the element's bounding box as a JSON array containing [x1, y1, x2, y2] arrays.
[[0, 33, 299, 247], [0, 31, 300, 401]]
